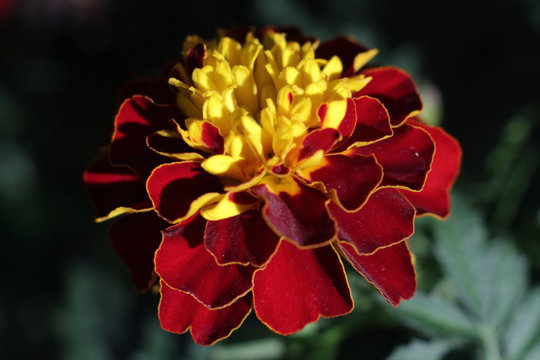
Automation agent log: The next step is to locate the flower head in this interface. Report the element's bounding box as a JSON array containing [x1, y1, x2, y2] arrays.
[[84, 26, 461, 345]]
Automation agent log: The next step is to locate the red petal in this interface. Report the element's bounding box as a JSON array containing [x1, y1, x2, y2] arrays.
[[253, 241, 353, 334], [348, 96, 392, 144], [200, 121, 224, 154], [316, 36, 369, 77], [109, 212, 169, 292], [159, 281, 251, 345], [318, 98, 357, 139], [155, 216, 255, 309], [400, 120, 462, 218], [111, 95, 181, 177], [340, 241, 416, 306], [186, 43, 206, 76], [301, 152, 383, 211], [297, 127, 341, 162], [355, 67, 422, 126], [83, 155, 150, 219], [329, 188, 415, 254], [351, 124, 435, 191], [251, 177, 336, 248], [147, 161, 222, 223], [205, 210, 280, 266], [146, 131, 196, 156]]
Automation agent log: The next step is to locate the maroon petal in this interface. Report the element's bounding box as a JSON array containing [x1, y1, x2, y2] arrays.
[[159, 281, 252, 345], [186, 43, 206, 76], [251, 177, 336, 248], [329, 188, 415, 254], [155, 216, 255, 309], [316, 36, 370, 77], [347, 96, 392, 145], [351, 124, 435, 191], [83, 155, 150, 220], [109, 212, 169, 292], [205, 210, 280, 266], [400, 120, 462, 218], [340, 241, 416, 306], [253, 241, 353, 334], [296, 127, 341, 162], [147, 161, 222, 223], [355, 67, 422, 126], [111, 95, 181, 177], [300, 152, 383, 211]]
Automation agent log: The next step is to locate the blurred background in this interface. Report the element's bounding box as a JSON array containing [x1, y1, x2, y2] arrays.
[[1, 0, 539, 359]]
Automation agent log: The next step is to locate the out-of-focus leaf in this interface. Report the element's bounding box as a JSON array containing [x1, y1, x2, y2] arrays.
[[130, 318, 176, 360], [209, 339, 285, 360], [522, 340, 540, 360], [387, 339, 457, 360], [432, 198, 488, 320], [503, 288, 540, 360], [394, 292, 476, 337]]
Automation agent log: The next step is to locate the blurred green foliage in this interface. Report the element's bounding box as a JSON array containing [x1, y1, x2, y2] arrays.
[[1, 0, 539, 359]]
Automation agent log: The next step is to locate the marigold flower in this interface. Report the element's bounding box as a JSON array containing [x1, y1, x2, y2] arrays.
[[83, 26, 461, 345]]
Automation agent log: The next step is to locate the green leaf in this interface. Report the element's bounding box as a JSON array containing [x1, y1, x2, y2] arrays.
[[432, 198, 488, 320], [522, 341, 540, 360], [395, 292, 476, 337], [503, 288, 540, 360], [387, 339, 457, 360], [209, 339, 285, 360]]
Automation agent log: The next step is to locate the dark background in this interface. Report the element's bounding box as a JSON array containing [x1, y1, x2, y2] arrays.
[[1, 0, 539, 359]]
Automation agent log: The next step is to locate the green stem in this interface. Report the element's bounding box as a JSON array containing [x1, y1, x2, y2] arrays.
[[479, 325, 502, 360]]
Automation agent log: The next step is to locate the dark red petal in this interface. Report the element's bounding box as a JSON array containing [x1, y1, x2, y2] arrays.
[[109, 212, 169, 292], [355, 67, 422, 126], [205, 210, 280, 266], [146, 131, 196, 156], [302, 153, 382, 211], [111, 95, 181, 177], [318, 98, 357, 140], [200, 122, 224, 154], [120, 78, 177, 104], [348, 96, 392, 144], [297, 127, 341, 162], [351, 124, 435, 191], [316, 36, 369, 77], [251, 178, 336, 248], [253, 241, 353, 334], [155, 216, 255, 309], [159, 281, 252, 345], [147, 161, 222, 223], [400, 120, 462, 218], [329, 188, 415, 254], [340, 241, 416, 306], [83, 155, 150, 219], [186, 43, 206, 76]]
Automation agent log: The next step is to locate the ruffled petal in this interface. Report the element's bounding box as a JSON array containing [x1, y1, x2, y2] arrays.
[[318, 98, 356, 139], [155, 216, 255, 309], [109, 212, 169, 292], [253, 241, 353, 334], [204, 210, 280, 266], [347, 96, 392, 145], [400, 120, 462, 218], [350, 124, 435, 191], [251, 176, 336, 248], [159, 281, 252, 345], [147, 161, 222, 223], [299, 152, 383, 211], [355, 67, 422, 126], [83, 155, 151, 221], [340, 241, 416, 306], [296, 127, 341, 162], [329, 188, 415, 254], [111, 95, 181, 177]]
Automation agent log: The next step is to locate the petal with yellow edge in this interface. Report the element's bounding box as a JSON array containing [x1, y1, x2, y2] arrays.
[[146, 130, 198, 158], [318, 98, 356, 139], [159, 280, 252, 346], [253, 241, 353, 335], [296, 127, 341, 162], [109, 212, 169, 292], [316, 36, 370, 77], [204, 209, 280, 266], [354, 67, 422, 127], [83, 155, 151, 221], [147, 161, 222, 223], [155, 216, 256, 309], [200, 191, 258, 221], [350, 124, 435, 191], [111, 95, 180, 177], [251, 176, 336, 248], [329, 188, 415, 255], [340, 240, 416, 306], [400, 119, 462, 218], [298, 152, 383, 212], [344, 96, 392, 146]]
